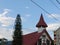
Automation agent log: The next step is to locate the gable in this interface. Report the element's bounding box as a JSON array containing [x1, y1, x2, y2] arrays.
[[23, 29, 52, 45], [40, 32, 51, 41]]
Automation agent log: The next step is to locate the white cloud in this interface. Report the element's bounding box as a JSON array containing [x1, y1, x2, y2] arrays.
[[25, 14, 31, 17], [0, 9, 15, 40], [0, 9, 15, 26], [25, 6, 29, 9], [0, 9, 10, 17], [0, 17, 15, 26], [47, 14, 60, 30], [0, 27, 14, 41], [48, 14, 60, 18], [47, 23, 60, 31]]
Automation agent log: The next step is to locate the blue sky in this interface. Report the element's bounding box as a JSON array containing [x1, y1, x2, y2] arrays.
[[0, 0, 60, 40]]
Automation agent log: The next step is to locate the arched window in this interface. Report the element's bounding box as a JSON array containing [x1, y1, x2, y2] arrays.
[[46, 39, 50, 45]]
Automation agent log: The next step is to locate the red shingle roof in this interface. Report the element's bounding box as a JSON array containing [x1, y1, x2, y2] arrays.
[[23, 29, 52, 45], [22, 14, 52, 45], [36, 14, 48, 27]]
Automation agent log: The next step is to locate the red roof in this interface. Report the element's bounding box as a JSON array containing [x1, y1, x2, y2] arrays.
[[36, 14, 48, 27], [23, 29, 52, 45]]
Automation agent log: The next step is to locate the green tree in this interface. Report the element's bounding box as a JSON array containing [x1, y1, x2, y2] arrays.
[[12, 14, 22, 45]]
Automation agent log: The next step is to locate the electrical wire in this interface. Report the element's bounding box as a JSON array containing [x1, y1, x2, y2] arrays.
[[56, 0, 60, 4], [49, 0, 60, 10], [31, 0, 60, 22]]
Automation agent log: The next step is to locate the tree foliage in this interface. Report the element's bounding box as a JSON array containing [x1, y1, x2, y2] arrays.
[[12, 14, 22, 45]]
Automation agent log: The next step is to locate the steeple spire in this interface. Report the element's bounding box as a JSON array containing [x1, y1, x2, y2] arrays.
[[36, 14, 48, 27]]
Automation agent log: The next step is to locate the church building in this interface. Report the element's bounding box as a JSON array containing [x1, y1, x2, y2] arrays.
[[23, 14, 53, 45]]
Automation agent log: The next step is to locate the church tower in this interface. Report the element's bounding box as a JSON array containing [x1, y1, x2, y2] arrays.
[[36, 14, 48, 33]]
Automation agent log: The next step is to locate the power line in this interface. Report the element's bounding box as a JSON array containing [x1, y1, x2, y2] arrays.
[[56, 0, 60, 4], [31, 0, 60, 22], [49, 0, 60, 10]]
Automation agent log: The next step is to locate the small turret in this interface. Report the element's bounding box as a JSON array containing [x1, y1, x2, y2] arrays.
[[36, 14, 48, 32]]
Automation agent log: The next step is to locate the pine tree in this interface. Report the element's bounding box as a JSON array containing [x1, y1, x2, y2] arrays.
[[12, 14, 22, 45]]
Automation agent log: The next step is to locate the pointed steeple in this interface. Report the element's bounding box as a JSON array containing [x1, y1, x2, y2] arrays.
[[36, 14, 48, 27]]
